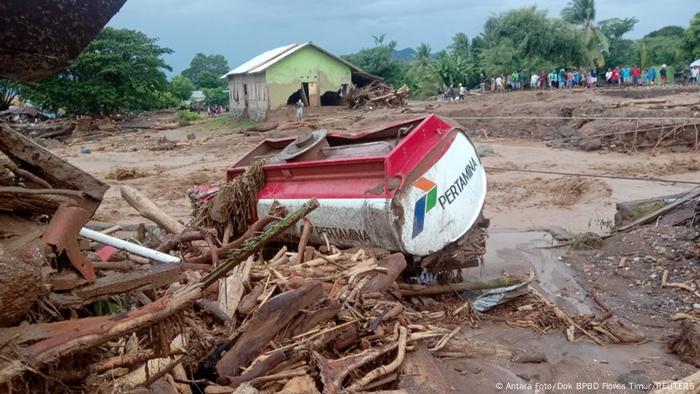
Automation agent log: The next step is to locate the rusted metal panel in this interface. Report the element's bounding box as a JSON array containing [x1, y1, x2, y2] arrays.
[[0, 0, 127, 81], [42, 203, 95, 282]]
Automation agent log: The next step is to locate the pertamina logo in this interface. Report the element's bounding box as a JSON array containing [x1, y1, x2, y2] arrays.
[[411, 177, 437, 238]]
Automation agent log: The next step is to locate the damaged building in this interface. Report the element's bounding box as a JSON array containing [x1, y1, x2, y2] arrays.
[[222, 42, 380, 120]]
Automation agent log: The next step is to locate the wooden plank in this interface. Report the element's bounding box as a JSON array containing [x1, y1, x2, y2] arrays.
[[215, 284, 324, 382]]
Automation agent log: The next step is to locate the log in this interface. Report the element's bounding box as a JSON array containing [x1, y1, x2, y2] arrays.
[[0, 248, 42, 326], [120, 185, 185, 234], [0, 160, 52, 188], [237, 284, 264, 315], [226, 349, 289, 388], [362, 253, 406, 294], [398, 276, 521, 297], [0, 200, 320, 383], [67, 264, 183, 305], [196, 299, 231, 324], [215, 284, 324, 383], [398, 343, 455, 394], [287, 298, 341, 337]]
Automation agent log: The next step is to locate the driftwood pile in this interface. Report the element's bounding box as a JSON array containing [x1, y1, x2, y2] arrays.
[[0, 129, 663, 393], [0, 178, 648, 393], [346, 82, 410, 110]]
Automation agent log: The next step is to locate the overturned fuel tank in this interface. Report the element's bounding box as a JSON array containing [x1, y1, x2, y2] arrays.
[[228, 115, 488, 270]]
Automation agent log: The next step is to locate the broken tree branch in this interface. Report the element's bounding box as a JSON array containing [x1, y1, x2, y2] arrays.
[[120, 185, 185, 234]]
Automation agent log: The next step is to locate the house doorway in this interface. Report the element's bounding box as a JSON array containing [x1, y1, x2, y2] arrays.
[[307, 81, 320, 107]]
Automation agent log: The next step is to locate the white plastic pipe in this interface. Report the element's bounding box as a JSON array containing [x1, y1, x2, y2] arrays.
[[79, 227, 181, 264]]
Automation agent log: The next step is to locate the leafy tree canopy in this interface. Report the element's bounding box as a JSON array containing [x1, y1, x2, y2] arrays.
[[22, 27, 174, 114], [682, 12, 700, 61], [645, 25, 685, 38], [342, 34, 407, 86], [181, 53, 229, 89], [169, 75, 195, 101], [598, 17, 638, 40]]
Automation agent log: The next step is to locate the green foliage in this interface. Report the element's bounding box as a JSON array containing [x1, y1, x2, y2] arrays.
[[202, 87, 228, 106], [170, 75, 195, 101], [182, 53, 230, 89], [204, 116, 255, 131], [177, 108, 201, 122], [0, 79, 20, 111], [478, 7, 586, 73], [22, 27, 173, 114], [598, 17, 637, 40], [342, 35, 407, 86], [405, 43, 442, 98], [599, 18, 638, 67], [341, 2, 695, 98], [432, 51, 472, 86], [646, 25, 685, 38], [640, 35, 684, 67], [561, 0, 609, 67], [682, 12, 700, 62], [449, 33, 471, 60]]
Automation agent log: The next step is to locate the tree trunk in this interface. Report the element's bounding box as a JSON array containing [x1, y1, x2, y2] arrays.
[[0, 248, 42, 326]]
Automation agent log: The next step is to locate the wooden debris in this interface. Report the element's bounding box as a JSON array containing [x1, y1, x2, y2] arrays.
[[216, 284, 324, 382], [669, 321, 700, 367], [120, 185, 186, 234], [346, 82, 410, 109]]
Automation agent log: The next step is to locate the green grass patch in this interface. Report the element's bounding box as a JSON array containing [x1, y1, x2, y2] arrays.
[[203, 116, 255, 131]]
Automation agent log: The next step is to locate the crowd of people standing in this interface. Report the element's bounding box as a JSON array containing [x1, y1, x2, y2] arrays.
[[479, 64, 670, 93]]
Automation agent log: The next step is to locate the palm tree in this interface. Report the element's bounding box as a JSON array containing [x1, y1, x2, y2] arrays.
[[561, 0, 609, 66], [449, 32, 471, 60], [407, 43, 441, 98]]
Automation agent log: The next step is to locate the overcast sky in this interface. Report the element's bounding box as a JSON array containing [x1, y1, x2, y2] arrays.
[[108, 0, 696, 76]]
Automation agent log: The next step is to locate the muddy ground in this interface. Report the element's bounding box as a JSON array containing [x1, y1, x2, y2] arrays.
[[49, 87, 700, 393]]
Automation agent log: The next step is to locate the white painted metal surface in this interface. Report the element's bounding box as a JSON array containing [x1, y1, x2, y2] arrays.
[[395, 132, 487, 255]]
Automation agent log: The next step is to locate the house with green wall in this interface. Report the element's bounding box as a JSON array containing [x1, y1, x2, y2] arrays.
[[222, 42, 380, 120]]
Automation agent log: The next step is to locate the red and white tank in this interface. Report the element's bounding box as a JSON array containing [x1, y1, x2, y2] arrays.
[[227, 115, 487, 257]]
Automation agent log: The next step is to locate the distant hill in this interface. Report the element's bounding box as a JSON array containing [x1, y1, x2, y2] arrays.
[[392, 48, 417, 61]]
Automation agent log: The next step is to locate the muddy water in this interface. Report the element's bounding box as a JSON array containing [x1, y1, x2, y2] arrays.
[[465, 229, 592, 314], [452, 230, 693, 393]]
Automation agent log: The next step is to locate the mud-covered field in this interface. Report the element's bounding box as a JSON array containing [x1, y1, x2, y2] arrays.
[[47, 86, 700, 393]]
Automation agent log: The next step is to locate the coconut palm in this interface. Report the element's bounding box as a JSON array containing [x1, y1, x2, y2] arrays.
[[449, 32, 471, 60], [407, 43, 441, 98], [561, 0, 609, 67]]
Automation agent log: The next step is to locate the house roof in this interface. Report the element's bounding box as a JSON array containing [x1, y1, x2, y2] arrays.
[[222, 42, 381, 81]]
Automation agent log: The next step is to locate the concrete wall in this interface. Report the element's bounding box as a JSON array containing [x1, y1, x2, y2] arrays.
[[265, 46, 351, 109], [228, 73, 267, 120]]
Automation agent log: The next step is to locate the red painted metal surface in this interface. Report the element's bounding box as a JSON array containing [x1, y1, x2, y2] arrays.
[[227, 115, 456, 202]]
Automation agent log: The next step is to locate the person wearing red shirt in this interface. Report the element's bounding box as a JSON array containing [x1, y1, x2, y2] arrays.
[[631, 66, 641, 86], [611, 68, 620, 85]]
